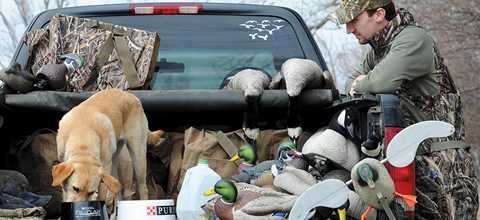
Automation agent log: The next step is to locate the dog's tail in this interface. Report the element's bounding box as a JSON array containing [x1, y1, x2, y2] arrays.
[[148, 130, 165, 146]]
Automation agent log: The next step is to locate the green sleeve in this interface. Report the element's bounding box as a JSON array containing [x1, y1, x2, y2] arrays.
[[345, 50, 375, 93], [355, 27, 434, 94]]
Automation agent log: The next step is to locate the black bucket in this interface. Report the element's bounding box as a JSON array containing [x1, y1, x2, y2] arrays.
[[61, 201, 108, 220]]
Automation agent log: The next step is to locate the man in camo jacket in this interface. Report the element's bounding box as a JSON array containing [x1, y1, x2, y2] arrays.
[[336, 0, 479, 219]]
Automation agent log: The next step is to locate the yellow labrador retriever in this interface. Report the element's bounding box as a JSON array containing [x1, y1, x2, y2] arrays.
[[52, 89, 164, 202]]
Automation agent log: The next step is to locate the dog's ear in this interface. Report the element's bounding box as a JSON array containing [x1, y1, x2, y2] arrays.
[[51, 162, 74, 187], [101, 173, 121, 194]]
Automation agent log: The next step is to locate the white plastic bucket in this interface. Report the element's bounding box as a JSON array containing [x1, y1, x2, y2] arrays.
[[116, 200, 176, 220]]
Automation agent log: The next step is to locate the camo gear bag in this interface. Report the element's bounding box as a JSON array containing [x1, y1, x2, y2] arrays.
[[0, 207, 45, 220], [25, 14, 160, 92]]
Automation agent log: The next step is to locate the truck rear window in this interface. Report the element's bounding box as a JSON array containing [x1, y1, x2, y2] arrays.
[[95, 15, 305, 90]]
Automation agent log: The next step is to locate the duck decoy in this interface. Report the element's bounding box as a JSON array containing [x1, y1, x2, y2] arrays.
[[229, 143, 300, 186], [204, 179, 282, 220], [204, 179, 298, 220], [33, 53, 85, 91], [289, 121, 455, 220], [351, 158, 396, 220]]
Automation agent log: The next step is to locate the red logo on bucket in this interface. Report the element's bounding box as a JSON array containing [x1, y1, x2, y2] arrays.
[[145, 205, 175, 216], [146, 206, 156, 216]]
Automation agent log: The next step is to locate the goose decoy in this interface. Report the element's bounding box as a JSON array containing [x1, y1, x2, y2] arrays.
[[0, 63, 34, 93], [203, 179, 261, 220], [269, 58, 336, 142], [301, 108, 361, 173], [221, 68, 271, 145], [361, 134, 382, 158], [322, 169, 351, 220], [290, 121, 454, 220], [315, 169, 351, 220]]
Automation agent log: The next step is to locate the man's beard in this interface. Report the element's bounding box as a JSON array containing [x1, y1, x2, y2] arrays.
[[358, 39, 369, 45]]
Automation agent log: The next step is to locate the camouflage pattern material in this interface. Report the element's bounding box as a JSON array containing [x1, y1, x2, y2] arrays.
[[367, 8, 478, 220], [95, 24, 160, 91], [0, 207, 45, 220], [25, 15, 160, 92], [416, 149, 478, 220], [25, 29, 54, 78], [335, 0, 392, 24], [202, 197, 221, 220]]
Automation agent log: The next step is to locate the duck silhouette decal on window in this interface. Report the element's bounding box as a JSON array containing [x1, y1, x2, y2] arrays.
[[239, 19, 285, 40]]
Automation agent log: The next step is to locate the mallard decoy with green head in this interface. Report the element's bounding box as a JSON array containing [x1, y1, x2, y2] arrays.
[[351, 158, 416, 220], [229, 143, 257, 167], [229, 141, 304, 185], [203, 179, 262, 220], [204, 179, 296, 220]]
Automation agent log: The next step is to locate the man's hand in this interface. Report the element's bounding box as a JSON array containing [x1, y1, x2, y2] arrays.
[[349, 75, 366, 96]]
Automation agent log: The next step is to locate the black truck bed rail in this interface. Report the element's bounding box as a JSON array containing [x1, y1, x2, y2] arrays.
[[3, 89, 336, 113]]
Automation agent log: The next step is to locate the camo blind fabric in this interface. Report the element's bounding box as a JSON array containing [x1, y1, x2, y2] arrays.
[[25, 15, 160, 92], [367, 8, 478, 220]]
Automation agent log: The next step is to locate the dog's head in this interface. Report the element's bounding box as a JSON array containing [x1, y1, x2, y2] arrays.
[[51, 159, 121, 202]]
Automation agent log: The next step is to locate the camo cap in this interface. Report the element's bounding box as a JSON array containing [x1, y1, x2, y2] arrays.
[[335, 0, 392, 24]]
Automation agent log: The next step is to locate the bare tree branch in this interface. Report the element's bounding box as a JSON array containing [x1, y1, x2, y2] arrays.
[[307, 0, 339, 31], [56, 0, 70, 8], [43, 0, 50, 10], [309, 17, 331, 31], [313, 31, 335, 73], [56, 0, 62, 7], [0, 12, 18, 48], [0, 37, 14, 68], [13, 0, 32, 27], [0, 0, 77, 67]]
